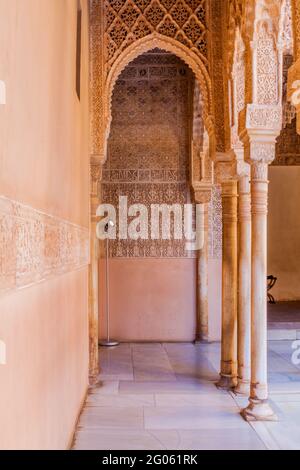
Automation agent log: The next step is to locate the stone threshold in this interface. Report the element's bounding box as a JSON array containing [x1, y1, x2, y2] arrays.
[[268, 323, 300, 341]]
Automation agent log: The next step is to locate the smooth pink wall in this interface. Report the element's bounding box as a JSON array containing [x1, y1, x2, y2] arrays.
[[0, 0, 89, 449], [268, 167, 300, 300], [0, 0, 89, 226], [99, 258, 197, 342], [0, 270, 88, 450]]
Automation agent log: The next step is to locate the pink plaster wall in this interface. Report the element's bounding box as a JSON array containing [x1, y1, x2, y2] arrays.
[[0, 0, 90, 449], [0, 0, 89, 227], [268, 167, 300, 301], [0, 270, 88, 450], [99, 257, 222, 342], [99, 258, 197, 342]]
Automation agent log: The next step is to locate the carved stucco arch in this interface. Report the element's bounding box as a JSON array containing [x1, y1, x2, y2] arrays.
[[101, 33, 215, 163]]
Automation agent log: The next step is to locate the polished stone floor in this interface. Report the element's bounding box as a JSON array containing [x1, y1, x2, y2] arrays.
[[73, 342, 300, 450]]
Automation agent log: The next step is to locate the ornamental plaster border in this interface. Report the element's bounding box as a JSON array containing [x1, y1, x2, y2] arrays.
[[0, 196, 89, 296]]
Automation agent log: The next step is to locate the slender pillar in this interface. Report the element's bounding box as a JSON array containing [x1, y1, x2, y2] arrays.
[[241, 161, 277, 421], [217, 180, 238, 390], [88, 157, 102, 384], [196, 203, 209, 342], [235, 175, 251, 395]]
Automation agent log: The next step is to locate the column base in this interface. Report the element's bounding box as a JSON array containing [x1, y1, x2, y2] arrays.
[[233, 380, 250, 396], [216, 374, 237, 391], [241, 399, 278, 422], [194, 335, 212, 344], [89, 373, 100, 388]]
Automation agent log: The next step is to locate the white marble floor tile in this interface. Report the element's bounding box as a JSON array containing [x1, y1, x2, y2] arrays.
[[269, 341, 300, 371], [119, 380, 221, 395], [78, 406, 144, 429], [267, 350, 299, 373], [86, 393, 155, 407], [149, 429, 266, 450], [99, 344, 134, 381], [269, 381, 300, 393], [132, 343, 176, 382], [251, 420, 300, 450], [275, 401, 300, 422], [155, 393, 236, 407], [163, 343, 218, 381], [73, 341, 300, 450], [230, 393, 249, 409], [73, 429, 165, 450], [270, 393, 300, 402], [144, 405, 247, 430]]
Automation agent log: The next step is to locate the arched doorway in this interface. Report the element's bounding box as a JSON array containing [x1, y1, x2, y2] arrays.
[[88, 25, 216, 378], [99, 49, 198, 342]]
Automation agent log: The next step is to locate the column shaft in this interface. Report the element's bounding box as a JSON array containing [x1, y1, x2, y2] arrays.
[[235, 176, 251, 395], [89, 223, 100, 382], [242, 162, 277, 421], [217, 180, 238, 389], [196, 203, 209, 342], [88, 159, 101, 384]]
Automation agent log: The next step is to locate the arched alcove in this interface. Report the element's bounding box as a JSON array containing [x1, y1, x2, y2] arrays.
[[99, 48, 200, 341]]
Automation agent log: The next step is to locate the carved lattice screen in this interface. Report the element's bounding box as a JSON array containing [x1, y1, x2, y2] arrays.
[[101, 50, 195, 258]]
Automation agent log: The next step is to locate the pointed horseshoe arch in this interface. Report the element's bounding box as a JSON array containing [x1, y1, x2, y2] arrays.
[[101, 33, 215, 161]]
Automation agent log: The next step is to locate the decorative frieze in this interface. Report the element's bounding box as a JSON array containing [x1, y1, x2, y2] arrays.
[[247, 141, 277, 165], [90, 0, 214, 160], [208, 185, 222, 260], [104, 0, 209, 69], [0, 197, 89, 295], [246, 104, 282, 131]]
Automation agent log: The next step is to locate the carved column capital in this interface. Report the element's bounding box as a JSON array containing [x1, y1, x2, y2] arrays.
[[193, 182, 212, 204], [214, 152, 238, 184], [245, 140, 277, 166]]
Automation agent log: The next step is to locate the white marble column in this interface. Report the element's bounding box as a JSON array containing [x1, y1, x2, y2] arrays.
[[217, 180, 238, 390], [196, 203, 209, 342], [88, 157, 102, 384], [241, 159, 277, 421], [235, 175, 251, 395]]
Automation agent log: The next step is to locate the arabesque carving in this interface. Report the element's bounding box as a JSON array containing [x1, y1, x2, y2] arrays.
[[211, 0, 228, 152], [90, 1, 214, 161], [230, 28, 245, 152], [105, 0, 209, 68], [236, 0, 283, 159], [0, 197, 89, 295], [102, 51, 196, 258]]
